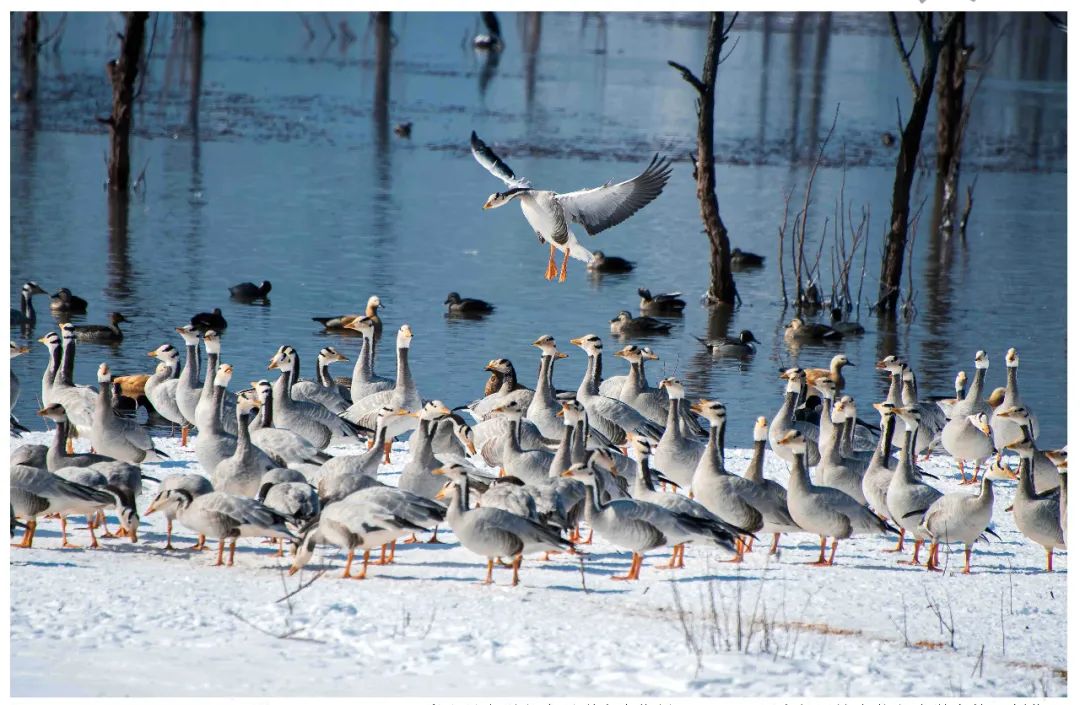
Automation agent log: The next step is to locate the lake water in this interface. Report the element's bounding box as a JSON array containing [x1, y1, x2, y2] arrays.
[[9, 12, 1067, 447]]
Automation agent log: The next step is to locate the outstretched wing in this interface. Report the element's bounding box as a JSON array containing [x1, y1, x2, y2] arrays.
[[470, 131, 530, 189], [555, 155, 672, 236]]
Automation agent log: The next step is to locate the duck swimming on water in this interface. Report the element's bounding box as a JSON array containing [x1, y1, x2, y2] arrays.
[[693, 330, 758, 356], [49, 288, 89, 314], [586, 251, 635, 273], [610, 311, 672, 336], [70, 312, 127, 343], [637, 288, 686, 315], [471, 131, 671, 282], [228, 280, 272, 301], [444, 292, 495, 315]]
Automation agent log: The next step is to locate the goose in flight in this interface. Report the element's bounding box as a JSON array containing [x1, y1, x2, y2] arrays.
[[470, 131, 672, 282]]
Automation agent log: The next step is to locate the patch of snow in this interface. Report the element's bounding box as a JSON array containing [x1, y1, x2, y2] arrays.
[[9, 432, 1066, 697]]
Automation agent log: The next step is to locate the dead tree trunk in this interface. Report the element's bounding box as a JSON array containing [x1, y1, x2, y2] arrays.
[[669, 12, 739, 306], [103, 12, 148, 193], [932, 13, 967, 236], [17, 13, 39, 123], [877, 12, 958, 314], [373, 12, 391, 143], [188, 12, 205, 132], [19, 12, 39, 64]]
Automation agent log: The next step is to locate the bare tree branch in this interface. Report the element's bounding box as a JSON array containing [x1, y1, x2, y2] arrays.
[[667, 60, 704, 93], [888, 12, 919, 97]]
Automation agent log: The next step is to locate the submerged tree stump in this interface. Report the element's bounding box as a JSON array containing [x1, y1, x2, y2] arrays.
[[669, 12, 739, 307], [877, 12, 958, 314], [103, 12, 148, 193]]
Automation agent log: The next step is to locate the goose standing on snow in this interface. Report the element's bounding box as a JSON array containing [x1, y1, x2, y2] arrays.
[[315, 407, 409, 505], [10, 463, 121, 548], [990, 348, 1040, 454], [776, 430, 897, 566], [288, 499, 424, 580], [651, 378, 706, 488], [1006, 431, 1064, 572], [37, 331, 62, 408], [10, 342, 29, 432], [38, 404, 112, 471], [145, 488, 295, 567], [768, 369, 821, 466], [145, 345, 187, 433], [917, 476, 996, 574], [811, 380, 867, 504], [861, 403, 904, 550], [194, 364, 241, 472], [570, 334, 663, 446], [466, 358, 534, 421], [885, 406, 945, 567], [146, 474, 214, 549], [50, 464, 139, 546], [688, 400, 764, 561], [630, 438, 744, 568], [212, 395, 276, 497], [196, 330, 237, 435], [741, 416, 802, 555], [267, 346, 365, 449], [1045, 448, 1067, 542], [471, 131, 671, 282], [342, 316, 393, 401], [996, 406, 1059, 494], [562, 462, 738, 580], [340, 325, 421, 448], [525, 335, 569, 440], [941, 350, 994, 483], [173, 325, 203, 446], [92, 363, 167, 464], [398, 401, 455, 506], [49, 324, 97, 442], [435, 464, 570, 586], [286, 347, 350, 414], [247, 379, 332, 471], [258, 481, 320, 555], [488, 400, 556, 485]]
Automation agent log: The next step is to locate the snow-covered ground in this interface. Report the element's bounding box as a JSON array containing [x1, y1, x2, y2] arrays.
[[10, 431, 1067, 697]]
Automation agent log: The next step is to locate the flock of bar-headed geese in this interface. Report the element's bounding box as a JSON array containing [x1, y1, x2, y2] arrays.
[[9, 279, 1068, 586]]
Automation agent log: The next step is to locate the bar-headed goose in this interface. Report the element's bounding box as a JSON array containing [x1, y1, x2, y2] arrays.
[[145, 488, 295, 567], [776, 430, 897, 566], [145, 473, 214, 549], [435, 464, 569, 586], [562, 461, 737, 580], [915, 476, 996, 573], [11, 463, 119, 548], [92, 363, 167, 464], [1006, 431, 1064, 572]]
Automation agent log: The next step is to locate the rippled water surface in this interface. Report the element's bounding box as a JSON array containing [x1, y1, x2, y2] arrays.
[[10, 12, 1067, 446]]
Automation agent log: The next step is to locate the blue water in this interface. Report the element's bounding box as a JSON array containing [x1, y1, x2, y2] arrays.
[[10, 12, 1067, 447]]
